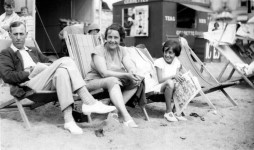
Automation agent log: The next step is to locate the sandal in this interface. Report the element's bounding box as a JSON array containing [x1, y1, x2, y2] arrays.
[[123, 120, 138, 128], [175, 115, 187, 121], [164, 112, 178, 122]]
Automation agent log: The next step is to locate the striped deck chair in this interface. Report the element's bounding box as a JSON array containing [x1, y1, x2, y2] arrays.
[[130, 46, 219, 111], [178, 43, 239, 108], [0, 39, 57, 129], [64, 33, 105, 96], [214, 44, 254, 88], [64, 33, 150, 121]]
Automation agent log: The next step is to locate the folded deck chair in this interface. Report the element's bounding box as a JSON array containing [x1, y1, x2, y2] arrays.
[[64, 33, 150, 121], [214, 44, 254, 88], [178, 44, 238, 108], [0, 39, 57, 129]]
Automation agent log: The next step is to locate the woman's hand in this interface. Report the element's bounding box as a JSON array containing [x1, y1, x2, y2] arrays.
[[125, 73, 139, 81]]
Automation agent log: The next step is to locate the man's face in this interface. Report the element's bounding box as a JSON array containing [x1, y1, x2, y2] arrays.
[[9, 24, 27, 49]]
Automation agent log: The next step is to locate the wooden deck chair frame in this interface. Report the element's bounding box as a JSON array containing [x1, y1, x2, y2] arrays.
[[133, 46, 216, 116], [214, 45, 254, 88], [0, 39, 57, 129], [178, 44, 238, 109], [64, 33, 150, 121], [128, 45, 226, 120]]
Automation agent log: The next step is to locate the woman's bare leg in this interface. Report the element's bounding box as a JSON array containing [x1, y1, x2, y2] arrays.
[[109, 84, 133, 122], [122, 87, 138, 104], [86, 77, 134, 122]]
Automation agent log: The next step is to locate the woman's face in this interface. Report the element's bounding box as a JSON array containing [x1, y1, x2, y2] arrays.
[[163, 47, 175, 64], [4, 5, 14, 16], [106, 29, 120, 50]]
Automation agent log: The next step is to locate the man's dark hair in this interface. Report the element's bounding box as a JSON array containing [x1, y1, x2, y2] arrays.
[[162, 40, 181, 57], [9, 21, 26, 32]]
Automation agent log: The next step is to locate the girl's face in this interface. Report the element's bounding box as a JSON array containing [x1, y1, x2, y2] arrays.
[[163, 47, 175, 64], [106, 29, 120, 50], [4, 5, 14, 16]]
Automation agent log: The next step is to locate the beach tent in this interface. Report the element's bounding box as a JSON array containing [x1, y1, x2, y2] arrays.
[[0, 0, 105, 56]]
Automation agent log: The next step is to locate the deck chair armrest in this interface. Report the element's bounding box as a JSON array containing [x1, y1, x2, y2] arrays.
[[34, 90, 56, 94]]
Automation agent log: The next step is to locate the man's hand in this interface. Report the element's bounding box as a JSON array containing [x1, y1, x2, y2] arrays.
[[24, 66, 35, 74]]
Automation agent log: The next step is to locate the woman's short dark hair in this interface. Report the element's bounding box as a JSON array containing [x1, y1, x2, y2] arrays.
[[162, 40, 181, 57], [104, 23, 125, 42]]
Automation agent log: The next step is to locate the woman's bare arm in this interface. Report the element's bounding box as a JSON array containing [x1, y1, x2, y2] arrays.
[[93, 54, 130, 79]]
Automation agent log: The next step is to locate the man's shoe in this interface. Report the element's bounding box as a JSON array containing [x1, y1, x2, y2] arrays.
[[164, 112, 178, 122], [82, 101, 116, 115], [64, 121, 83, 134]]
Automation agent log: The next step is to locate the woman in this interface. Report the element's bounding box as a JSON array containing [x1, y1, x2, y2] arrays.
[[0, 0, 20, 32], [85, 23, 140, 128]]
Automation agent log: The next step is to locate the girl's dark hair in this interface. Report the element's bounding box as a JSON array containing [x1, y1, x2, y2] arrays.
[[162, 40, 181, 57], [104, 23, 125, 42]]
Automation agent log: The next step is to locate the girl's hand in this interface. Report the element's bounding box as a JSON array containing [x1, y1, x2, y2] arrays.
[[174, 74, 185, 83]]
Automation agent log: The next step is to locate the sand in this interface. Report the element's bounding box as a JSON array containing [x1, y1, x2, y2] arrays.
[[1, 62, 254, 150]]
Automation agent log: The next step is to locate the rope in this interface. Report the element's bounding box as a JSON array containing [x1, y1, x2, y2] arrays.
[[35, 5, 59, 58], [218, 23, 228, 43]]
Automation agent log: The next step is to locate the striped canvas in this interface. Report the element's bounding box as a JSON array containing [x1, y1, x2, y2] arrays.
[[65, 34, 103, 78]]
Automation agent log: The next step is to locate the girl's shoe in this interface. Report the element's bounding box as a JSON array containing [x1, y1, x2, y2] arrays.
[[164, 112, 178, 122], [64, 121, 83, 134], [123, 120, 139, 128], [175, 115, 187, 121]]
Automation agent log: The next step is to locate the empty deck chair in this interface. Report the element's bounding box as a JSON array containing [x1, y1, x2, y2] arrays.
[[178, 43, 238, 108], [0, 39, 57, 129], [64, 33, 150, 121], [214, 44, 254, 88]]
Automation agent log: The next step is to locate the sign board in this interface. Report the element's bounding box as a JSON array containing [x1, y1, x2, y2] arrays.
[[122, 5, 149, 37]]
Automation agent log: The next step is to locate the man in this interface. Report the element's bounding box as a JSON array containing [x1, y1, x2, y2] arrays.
[[0, 21, 116, 134]]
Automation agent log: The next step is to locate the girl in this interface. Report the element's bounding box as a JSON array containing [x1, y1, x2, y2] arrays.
[[153, 40, 187, 122]]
